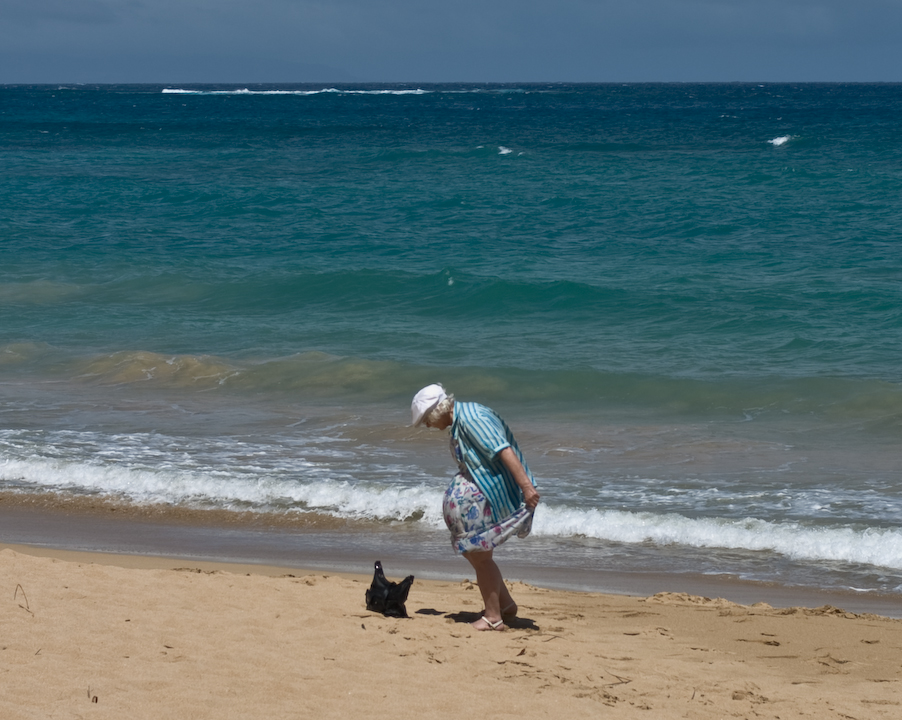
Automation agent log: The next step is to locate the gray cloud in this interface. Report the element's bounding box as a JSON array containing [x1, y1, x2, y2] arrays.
[[1, 0, 899, 83]]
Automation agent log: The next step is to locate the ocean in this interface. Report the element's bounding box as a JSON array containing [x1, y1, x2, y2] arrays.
[[2, 83, 902, 610]]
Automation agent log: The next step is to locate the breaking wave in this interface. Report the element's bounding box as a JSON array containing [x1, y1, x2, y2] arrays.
[[3, 451, 901, 573]]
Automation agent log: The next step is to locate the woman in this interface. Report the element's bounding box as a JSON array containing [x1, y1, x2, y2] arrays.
[[411, 384, 540, 631]]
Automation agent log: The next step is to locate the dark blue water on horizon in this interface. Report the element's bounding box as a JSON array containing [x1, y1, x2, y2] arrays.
[[2, 83, 902, 601]]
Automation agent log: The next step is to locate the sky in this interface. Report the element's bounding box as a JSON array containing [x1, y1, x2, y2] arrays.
[[1, 0, 900, 84]]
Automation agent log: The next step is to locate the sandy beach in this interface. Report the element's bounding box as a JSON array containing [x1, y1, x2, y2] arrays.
[[3, 544, 900, 720]]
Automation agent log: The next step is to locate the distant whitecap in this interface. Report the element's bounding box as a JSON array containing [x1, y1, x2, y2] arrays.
[[769, 135, 791, 146], [161, 88, 429, 96], [498, 146, 512, 155]]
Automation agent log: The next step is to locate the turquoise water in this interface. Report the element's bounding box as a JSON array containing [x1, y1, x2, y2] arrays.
[[2, 83, 902, 598]]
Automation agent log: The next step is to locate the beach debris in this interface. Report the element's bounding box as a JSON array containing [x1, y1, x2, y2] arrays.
[[601, 668, 632, 688], [14, 584, 32, 615], [737, 637, 781, 647], [365, 560, 414, 618], [539, 633, 564, 642]]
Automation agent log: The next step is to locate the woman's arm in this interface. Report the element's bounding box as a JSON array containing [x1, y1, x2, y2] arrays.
[[498, 447, 540, 510]]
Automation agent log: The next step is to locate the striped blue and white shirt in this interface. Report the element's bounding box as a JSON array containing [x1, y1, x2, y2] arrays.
[[450, 401, 537, 522]]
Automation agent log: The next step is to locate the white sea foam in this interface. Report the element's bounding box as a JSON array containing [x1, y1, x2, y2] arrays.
[[535, 506, 902, 571], [769, 135, 791, 146], [498, 146, 512, 155], [0, 456, 443, 524]]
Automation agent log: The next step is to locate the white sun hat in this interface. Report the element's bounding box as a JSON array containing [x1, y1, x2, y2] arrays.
[[410, 383, 448, 426]]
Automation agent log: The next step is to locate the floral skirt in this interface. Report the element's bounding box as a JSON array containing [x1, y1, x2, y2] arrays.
[[442, 473, 533, 554]]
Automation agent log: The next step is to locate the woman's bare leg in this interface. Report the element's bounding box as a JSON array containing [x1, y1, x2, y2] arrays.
[[500, 582, 517, 618], [464, 549, 512, 630]]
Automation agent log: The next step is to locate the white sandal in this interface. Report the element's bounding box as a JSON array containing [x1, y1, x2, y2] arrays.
[[474, 616, 506, 631]]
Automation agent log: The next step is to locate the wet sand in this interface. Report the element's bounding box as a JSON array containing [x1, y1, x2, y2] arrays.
[[2, 492, 901, 618], [3, 543, 902, 720]]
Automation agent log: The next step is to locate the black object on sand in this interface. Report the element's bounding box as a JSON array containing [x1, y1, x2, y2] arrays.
[[365, 560, 414, 618]]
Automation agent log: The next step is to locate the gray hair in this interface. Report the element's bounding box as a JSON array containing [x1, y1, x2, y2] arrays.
[[424, 395, 454, 425]]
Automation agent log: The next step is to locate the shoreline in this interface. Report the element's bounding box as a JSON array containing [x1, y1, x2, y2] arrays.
[[3, 545, 901, 720], [2, 493, 900, 619]]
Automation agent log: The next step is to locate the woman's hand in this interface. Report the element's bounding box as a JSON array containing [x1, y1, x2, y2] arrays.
[[521, 484, 541, 510], [498, 447, 541, 510]]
